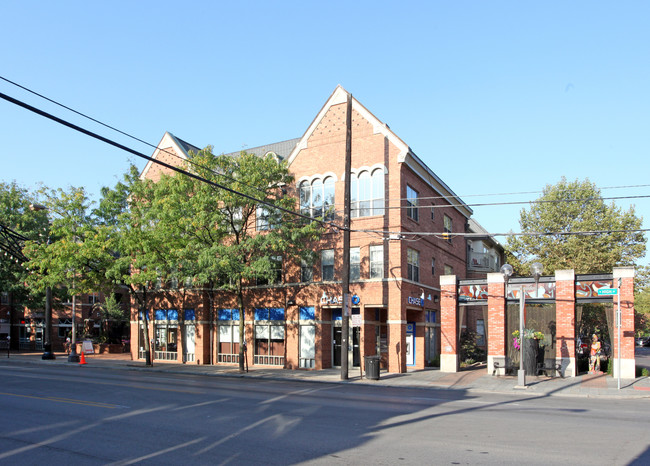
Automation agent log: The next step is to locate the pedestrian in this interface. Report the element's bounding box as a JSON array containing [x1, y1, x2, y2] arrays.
[[65, 336, 71, 354], [589, 334, 602, 373]]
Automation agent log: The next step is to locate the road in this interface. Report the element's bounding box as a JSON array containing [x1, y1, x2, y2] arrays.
[[0, 363, 648, 465]]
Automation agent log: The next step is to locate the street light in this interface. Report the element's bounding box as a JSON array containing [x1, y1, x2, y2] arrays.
[[500, 262, 543, 387]]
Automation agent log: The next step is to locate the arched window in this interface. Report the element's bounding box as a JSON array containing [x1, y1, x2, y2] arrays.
[[299, 177, 335, 221], [351, 168, 384, 218]]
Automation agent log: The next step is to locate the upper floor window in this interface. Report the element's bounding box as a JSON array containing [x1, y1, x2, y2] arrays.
[[300, 177, 335, 221], [406, 185, 419, 221], [256, 206, 278, 231], [431, 258, 436, 275], [369, 245, 384, 279], [321, 249, 334, 281], [444, 264, 454, 275], [407, 248, 420, 282], [301, 259, 313, 283], [350, 247, 360, 281], [351, 168, 384, 218], [443, 215, 452, 243], [257, 256, 282, 285]]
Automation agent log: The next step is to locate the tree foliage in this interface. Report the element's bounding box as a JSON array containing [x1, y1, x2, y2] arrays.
[[506, 178, 646, 275]]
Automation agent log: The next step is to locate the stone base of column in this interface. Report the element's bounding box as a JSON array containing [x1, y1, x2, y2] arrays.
[[440, 353, 459, 373], [556, 357, 576, 378], [613, 358, 636, 379]]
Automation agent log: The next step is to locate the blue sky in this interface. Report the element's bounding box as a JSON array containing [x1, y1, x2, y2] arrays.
[[2, 1, 649, 265]]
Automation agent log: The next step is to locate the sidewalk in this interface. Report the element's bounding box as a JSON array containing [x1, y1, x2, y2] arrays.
[[3, 351, 650, 399]]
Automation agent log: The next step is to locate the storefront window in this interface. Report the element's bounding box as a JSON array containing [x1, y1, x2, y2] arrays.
[[254, 308, 285, 366], [217, 309, 240, 364]]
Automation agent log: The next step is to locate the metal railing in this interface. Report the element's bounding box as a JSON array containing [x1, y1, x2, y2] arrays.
[[183, 352, 195, 363], [217, 353, 239, 364], [254, 354, 284, 366], [299, 358, 315, 369], [154, 351, 177, 361]]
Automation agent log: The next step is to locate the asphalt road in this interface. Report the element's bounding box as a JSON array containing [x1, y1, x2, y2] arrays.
[[0, 363, 648, 465]]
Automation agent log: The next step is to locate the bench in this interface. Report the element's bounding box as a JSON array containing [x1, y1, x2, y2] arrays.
[[492, 360, 516, 376], [536, 362, 564, 378]]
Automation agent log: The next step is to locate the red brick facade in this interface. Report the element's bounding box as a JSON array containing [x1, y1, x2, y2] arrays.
[[132, 86, 473, 374]]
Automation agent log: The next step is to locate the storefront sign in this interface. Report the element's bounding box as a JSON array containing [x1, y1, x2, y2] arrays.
[[321, 292, 360, 306], [407, 296, 424, 306]]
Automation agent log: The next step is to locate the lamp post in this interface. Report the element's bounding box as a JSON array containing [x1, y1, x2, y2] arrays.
[[500, 262, 543, 388]]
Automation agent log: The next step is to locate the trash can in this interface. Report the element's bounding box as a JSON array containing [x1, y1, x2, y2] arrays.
[[364, 355, 380, 380]]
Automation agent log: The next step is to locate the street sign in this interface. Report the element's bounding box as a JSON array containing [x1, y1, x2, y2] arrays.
[[597, 288, 618, 296]]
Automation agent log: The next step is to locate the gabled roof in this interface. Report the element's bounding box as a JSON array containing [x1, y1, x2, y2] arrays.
[[222, 138, 300, 160], [286, 85, 472, 219], [139, 132, 201, 180]]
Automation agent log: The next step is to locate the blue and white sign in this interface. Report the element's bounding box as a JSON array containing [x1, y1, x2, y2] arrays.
[[407, 296, 424, 306], [597, 288, 618, 296]]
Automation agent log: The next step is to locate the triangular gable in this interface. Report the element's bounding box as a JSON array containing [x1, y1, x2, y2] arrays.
[[139, 132, 199, 180], [287, 85, 472, 219], [286, 85, 410, 166]]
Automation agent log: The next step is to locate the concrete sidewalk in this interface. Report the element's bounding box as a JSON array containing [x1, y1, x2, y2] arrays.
[[3, 351, 650, 399]]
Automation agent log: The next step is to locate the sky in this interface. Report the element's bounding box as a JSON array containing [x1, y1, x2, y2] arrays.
[[2, 1, 649, 265]]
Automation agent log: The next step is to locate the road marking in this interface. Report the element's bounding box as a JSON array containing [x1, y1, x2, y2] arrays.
[[0, 391, 123, 408]]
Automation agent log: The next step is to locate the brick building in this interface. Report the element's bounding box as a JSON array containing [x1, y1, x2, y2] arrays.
[[132, 86, 498, 373]]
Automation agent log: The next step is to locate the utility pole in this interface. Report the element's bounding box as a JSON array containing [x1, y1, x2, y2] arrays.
[[340, 92, 352, 380]]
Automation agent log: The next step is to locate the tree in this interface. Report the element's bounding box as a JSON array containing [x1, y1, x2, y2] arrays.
[[166, 148, 323, 372], [506, 178, 646, 275], [0, 181, 49, 348], [634, 265, 650, 336]]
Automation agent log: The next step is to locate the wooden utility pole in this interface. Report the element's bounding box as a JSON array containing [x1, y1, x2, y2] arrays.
[[341, 93, 352, 380]]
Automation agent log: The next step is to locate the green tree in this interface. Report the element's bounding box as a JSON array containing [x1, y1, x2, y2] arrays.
[[635, 265, 650, 336], [178, 148, 322, 372], [0, 181, 49, 347], [506, 178, 646, 275]]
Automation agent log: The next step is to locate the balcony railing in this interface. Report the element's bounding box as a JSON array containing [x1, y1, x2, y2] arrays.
[[468, 251, 499, 272]]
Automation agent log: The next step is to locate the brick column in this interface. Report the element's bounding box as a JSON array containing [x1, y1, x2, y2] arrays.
[[555, 269, 576, 377], [387, 287, 406, 373], [613, 267, 636, 378], [440, 275, 458, 372], [487, 273, 506, 375], [285, 304, 299, 370]]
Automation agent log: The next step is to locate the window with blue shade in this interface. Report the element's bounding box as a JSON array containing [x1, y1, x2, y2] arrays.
[[168, 310, 178, 321], [332, 309, 342, 321], [218, 309, 240, 320], [254, 308, 285, 321], [155, 310, 167, 321], [299, 306, 315, 320], [184, 309, 195, 321]]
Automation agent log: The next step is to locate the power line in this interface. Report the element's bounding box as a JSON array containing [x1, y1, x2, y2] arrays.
[[0, 91, 346, 232], [0, 75, 271, 196], [353, 227, 650, 239]]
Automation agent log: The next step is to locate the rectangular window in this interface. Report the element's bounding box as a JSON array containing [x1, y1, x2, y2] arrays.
[[0, 292, 8, 305], [444, 264, 454, 275], [407, 248, 420, 282], [256, 206, 270, 231], [443, 215, 452, 243], [350, 247, 360, 281], [406, 185, 419, 221], [301, 259, 313, 283], [321, 249, 334, 281], [257, 256, 282, 285], [369, 245, 384, 279], [431, 204, 435, 221], [432, 258, 436, 275]]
